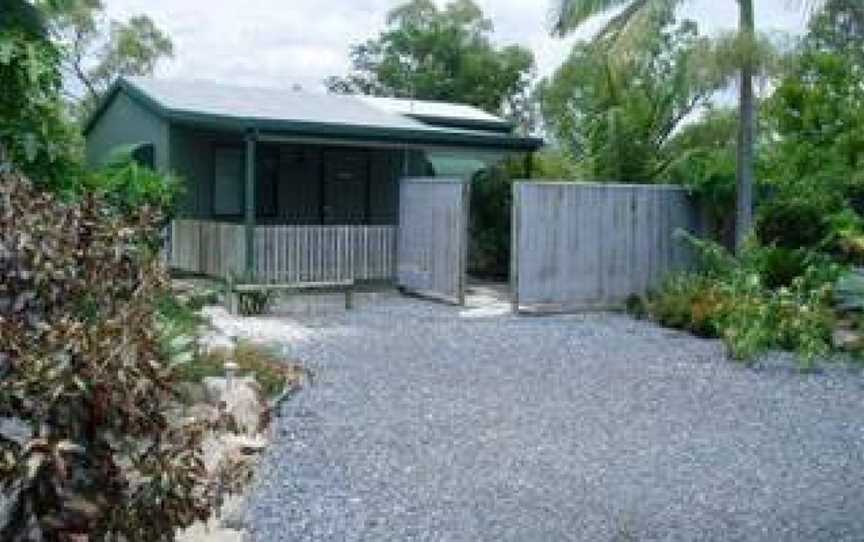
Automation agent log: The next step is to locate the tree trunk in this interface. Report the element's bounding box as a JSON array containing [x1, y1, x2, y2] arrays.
[[736, 0, 756, 253]]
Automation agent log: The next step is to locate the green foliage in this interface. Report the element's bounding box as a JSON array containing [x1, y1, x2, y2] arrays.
[[85, 152, 181, 217], [325, 0, 534, 122], [756, 197, 832, 250], [531, 148, 580, 179], [38, 0, 174, 119], [467, 149, 581, 277], [156, 300, 200, 381], [0, 30, 82, 190], [540, 12, 718, 182], [468, 165, 512, 277], [237, 291, 274, 317], [760, 0, 864, 259], [649, 273, 723, 337], [552, 0, 680, 43], [0, 0, 48, 38], [663, 107, 737, 241], [624, 293, 648, 319], [0, 171, 222, 539], [649, 234, 841, 367]]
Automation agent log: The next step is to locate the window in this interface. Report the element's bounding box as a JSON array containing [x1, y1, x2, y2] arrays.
[[213, 147, 244, 216]]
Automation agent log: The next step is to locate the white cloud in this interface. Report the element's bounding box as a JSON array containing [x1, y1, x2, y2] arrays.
[[103, 0, 810, 91]]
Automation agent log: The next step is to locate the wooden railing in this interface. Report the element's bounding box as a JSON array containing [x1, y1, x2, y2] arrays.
[[169, 220, 397, 283]]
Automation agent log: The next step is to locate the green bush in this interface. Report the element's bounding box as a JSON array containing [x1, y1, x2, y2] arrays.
[[648, 274, 723, 338], [0, 30, 84, 191], [649, 235, 840, 367], [756, 196, 832, 250], [467, 151, 581, 279], [85, 152, 181, 217]]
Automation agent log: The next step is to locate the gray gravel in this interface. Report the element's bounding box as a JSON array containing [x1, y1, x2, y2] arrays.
[[245, 291, 864, 541]]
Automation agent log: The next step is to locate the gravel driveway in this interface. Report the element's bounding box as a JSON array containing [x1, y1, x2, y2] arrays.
[[245, 289, 864, 541]]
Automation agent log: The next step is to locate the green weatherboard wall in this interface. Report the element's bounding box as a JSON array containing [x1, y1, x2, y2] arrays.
[[84, 77, 541, 225]]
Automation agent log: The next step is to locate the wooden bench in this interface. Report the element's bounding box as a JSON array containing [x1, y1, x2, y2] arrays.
[[225, 276, 355, 315]]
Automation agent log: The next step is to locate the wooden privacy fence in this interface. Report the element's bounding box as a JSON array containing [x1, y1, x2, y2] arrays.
[[170, 219, 397, 283], [397, 178, 470, 305], [512, 182, 702, 313]]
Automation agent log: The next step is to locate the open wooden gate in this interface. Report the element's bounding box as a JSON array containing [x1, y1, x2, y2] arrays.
[[397, 178, 470, 305]]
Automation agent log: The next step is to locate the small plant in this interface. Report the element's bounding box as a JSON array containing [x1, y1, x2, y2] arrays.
[[178, 341, 304, 398], [237, 291, 274, 316], [648, 274, 723, 338], [624, 294, 647, 319]]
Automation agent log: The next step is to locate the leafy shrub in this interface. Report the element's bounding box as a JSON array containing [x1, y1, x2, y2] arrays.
[[237, 290, 274, 316], [467, 152, 581, 279], [756, 196, 832, 250], [648, 274, 723, 338], [624, 294, 648, 319], [714, 269, 835, 365], [0, 29, 84, 192], [0, 171, 223, 539], [745, 246, 809, 289], [85, 152, 181, 217], [649, 234, 839, 367]]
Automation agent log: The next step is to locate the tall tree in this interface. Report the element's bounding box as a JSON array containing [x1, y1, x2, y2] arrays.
[[757, 0, 864, 257], [551, 0, 762, 252], [765, 0, 864, 200], [540, 11, 718, 182], [326, 0, 534, 125], [37, 0, 173, 119], [0, 0, 47, 39]]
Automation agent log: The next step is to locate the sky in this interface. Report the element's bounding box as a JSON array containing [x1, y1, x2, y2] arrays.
[[103, 0, 811, 92]]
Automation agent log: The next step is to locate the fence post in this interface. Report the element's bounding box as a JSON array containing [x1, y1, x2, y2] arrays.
[[244, 131, 257, 281], [510, 182, 521, 314]]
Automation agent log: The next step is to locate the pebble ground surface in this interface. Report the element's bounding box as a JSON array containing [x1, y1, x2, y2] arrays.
[[244, 288, 864, 542]]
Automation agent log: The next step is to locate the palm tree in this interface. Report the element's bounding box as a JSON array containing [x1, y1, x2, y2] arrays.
[[551, 0, 756, 253]]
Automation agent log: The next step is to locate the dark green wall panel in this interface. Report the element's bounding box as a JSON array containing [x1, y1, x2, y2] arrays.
[[85, 92, 169, 171]]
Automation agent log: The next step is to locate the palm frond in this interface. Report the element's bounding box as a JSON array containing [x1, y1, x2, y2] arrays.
[[550, 0, 637, 37]]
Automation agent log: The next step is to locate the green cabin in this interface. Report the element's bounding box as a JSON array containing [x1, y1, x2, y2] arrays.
[[84, 77, 541, 283]]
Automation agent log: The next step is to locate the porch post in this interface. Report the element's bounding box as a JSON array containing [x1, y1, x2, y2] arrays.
[[244, 130, 257, 279]]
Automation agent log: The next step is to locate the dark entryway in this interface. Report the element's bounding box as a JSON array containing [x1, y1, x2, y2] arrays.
[[322, 149, 370, 225]]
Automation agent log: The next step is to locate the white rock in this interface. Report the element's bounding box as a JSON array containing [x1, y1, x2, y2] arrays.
[[203, 376, 265, 434], [177, 520, 245, 542], [224, 434, 268, 455], [832, 328, 862, 351]]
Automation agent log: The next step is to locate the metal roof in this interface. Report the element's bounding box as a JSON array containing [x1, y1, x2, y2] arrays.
[[84, 77, 543, 151], [357, 95, 514, 132]]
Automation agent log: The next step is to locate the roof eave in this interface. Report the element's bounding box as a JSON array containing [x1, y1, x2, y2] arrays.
[[406, 113, 515, 134], [168, 110, 543, 151], [82, 80, 124, 135], [82, 77, 171, 135]]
